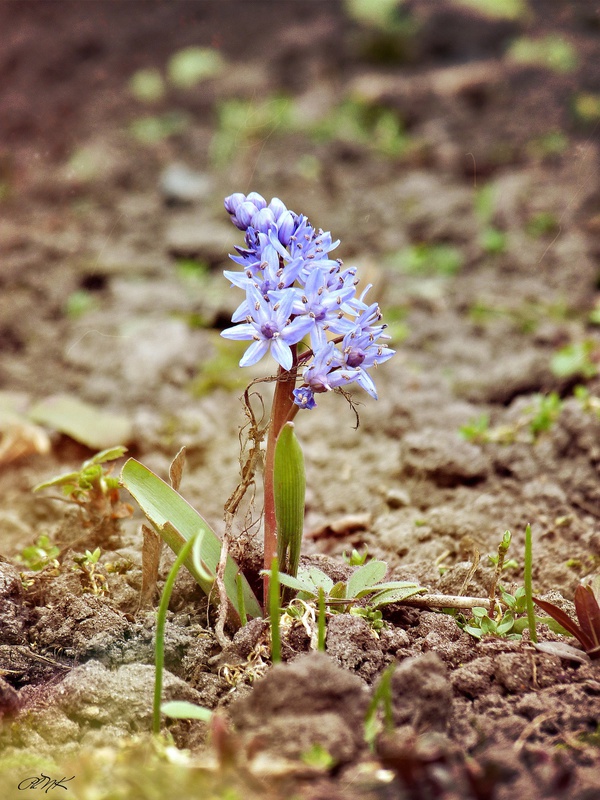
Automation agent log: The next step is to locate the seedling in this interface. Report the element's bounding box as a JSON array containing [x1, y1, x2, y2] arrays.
[[460, 393, 563, 445], [364, 662, 396, 749], [343, 547, 370, 566], [266, 560, 426, 612], [16, 534, 60, 572], [72, 547, 107, 596], [551, 341, 598, 380], [34, 446, 132, 525]]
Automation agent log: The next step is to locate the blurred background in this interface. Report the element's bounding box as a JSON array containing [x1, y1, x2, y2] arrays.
[[0, 0, 599, 531]]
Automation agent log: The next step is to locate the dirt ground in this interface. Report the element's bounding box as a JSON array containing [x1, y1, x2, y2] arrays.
[[1, 1, 600, 798]]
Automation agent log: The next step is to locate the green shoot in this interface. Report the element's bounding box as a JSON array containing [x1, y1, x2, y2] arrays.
[[16, 534, 60, 572], [524, 523, 537, 643], [364, 662, 396, 749], [153, 534, 197, 735], [34, 446, 132, 523], [318, 588, 326, 652], [342, 547, 369, 566], [269, 557, 282, 664]]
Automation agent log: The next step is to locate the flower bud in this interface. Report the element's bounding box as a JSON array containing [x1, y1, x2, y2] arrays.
[[233, 201, 257, 230], [224, 193, 246, 216], [277, 211, 296, 246], [246, 191, 267, 210], [268, 197, 287, 219], [251, 207, 276, 233]]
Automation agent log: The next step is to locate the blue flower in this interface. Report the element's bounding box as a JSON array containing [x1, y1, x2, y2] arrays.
[[221, 192, 395, 402], [221, 284, 313, 371], [292, 386, 317, 410]]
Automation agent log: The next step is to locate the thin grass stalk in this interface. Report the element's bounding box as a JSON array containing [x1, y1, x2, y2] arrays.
[[524, 523, 537, 643], [236, 572, 247, 626], [153, 534, 196, 734], [269, 556, 282, 663], [318, 587, 326, 652]]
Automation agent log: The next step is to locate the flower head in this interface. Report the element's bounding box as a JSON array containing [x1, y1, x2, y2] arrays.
[[221, 192, 395, 407]]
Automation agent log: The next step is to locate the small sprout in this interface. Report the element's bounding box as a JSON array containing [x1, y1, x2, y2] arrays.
[[459, 414, 491, 444], [480, 227, 507, 254], [453, 0, 528, 21], [160, 701, 212, 722], [17, 534, 60, 572], [167, 46, 225, 88], [551, 341, 598, 379], [526, 211, 559, 238], [129, 68, 165, 103], [343, 547, 369, 566], [129, 112, 189, 144], [529, 392, 562, 439], [573, 92, 600, 124], [301, 743, 336, 770], [387, 243, 463, 277], [35, 446, 132, 525], [73, 547, 107, 596], [508, 35, 578, 74], [365, 662, 396, 748]]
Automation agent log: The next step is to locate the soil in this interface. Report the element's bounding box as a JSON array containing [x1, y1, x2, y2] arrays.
[[1, 1, 600, 798]]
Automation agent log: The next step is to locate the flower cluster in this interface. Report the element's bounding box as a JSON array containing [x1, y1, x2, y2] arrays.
[[221, 192, 394, 409]]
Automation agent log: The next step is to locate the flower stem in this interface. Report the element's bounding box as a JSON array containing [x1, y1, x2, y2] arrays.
[[263, 349, 297, 603]]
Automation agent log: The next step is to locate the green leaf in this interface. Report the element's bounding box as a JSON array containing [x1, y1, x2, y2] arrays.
[[120, 458, 261, 619], [368, 584, 426, 608], [160, 701, 213, 722], [168, 47, 225, 88], [347, 560, 388, 599], [298, 566, 334, 595], [274, 422, 305, 578], [30, 395, 132, 450], [265, 570, 316, 596], [329, 581, 348, 600], [33, 471, 81, 492]]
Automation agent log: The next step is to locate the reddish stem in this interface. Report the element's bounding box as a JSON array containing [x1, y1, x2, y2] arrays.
[[262, 347, 297, 605]]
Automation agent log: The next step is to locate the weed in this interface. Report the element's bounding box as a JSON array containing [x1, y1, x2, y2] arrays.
[[72, 547, 108, 596], [34, 447, 132, 526], [551, 341, 598, 379], [16, 534, 60, 572], [508, 35, 578, 74], [385, 243, 463, 277]]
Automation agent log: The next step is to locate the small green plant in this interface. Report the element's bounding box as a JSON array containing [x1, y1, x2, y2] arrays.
[[267, 560, 426, 613], [154, 532, 214, 733], [386, 243, 463, 277], [16, 534, 60, 572], [459, 413, 491, 444], [573, 92, 600, 125], [551, 341, 598, 379], [529, 391, 562, 438], [526, 211, 559, 238], [453, 0, 528, 20], [508, 35, 578, 74], [474, 183, 507, 255], [34, 447, 132, 525], [460, 393, 562, 445], [301, 743, 336, 770], [307, 98, 410, 158], [364, 662, 396, 749], [343, 547, 370, 566], [72, 547, 107, 596]]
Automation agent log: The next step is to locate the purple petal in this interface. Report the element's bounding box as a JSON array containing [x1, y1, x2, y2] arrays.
[[239, 339, 270, 367]]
